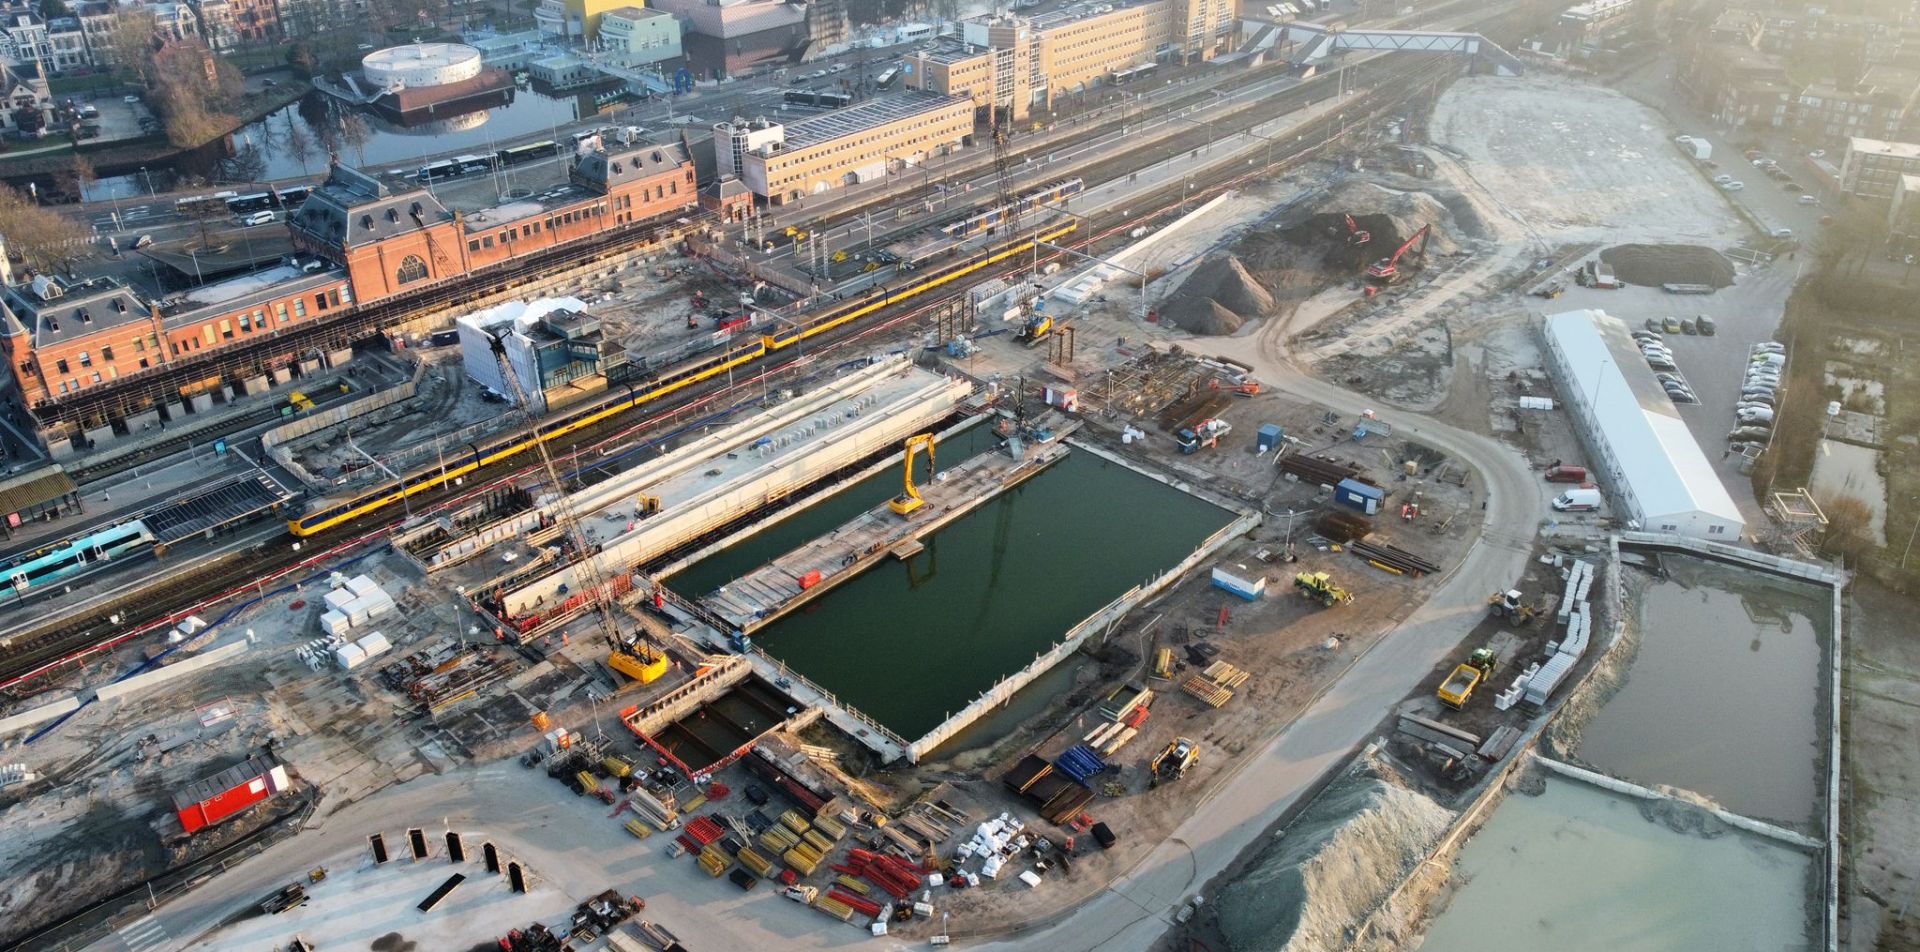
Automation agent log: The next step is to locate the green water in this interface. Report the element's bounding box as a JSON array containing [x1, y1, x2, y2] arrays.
[[667, 420, 1002, 596], [697, 447, 1234, 739]]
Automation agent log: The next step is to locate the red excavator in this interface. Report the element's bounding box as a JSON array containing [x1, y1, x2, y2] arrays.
[[1344, 214, 1371, 247], [1365, 224, 1431, 284]]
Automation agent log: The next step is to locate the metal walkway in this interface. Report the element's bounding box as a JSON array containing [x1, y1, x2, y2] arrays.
[[1283, 24, 1527, 75], [140, 470, 294, 543]]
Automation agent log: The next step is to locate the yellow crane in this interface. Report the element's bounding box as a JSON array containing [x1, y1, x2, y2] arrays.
[[889, 433, 936, 516], [485, 333, 667, 684]]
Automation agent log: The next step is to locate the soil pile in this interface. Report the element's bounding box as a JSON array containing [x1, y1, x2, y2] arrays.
[[1159, 255, 1276, 334], [1213, 756, 1454, 952], [1599, 243, 1736, 288]]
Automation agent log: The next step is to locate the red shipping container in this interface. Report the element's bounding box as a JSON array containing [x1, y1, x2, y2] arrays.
[[174, 755, 290, 834]]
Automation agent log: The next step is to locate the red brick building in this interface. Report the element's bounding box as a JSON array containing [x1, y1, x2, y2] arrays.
[[3, 140, 698, 450]]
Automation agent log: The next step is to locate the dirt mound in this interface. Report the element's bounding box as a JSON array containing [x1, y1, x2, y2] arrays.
[[1599, 243, 1736, 288], [1158, 294, 1246, 335], [1233, 180, 1464, 299], [1177, 254, 1275, 317]]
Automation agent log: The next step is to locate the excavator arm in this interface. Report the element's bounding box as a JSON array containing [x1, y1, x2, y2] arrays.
[[889, 433, 936, 516]]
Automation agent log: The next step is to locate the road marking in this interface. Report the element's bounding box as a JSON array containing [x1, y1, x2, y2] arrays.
[[117, 914, 170, 952]]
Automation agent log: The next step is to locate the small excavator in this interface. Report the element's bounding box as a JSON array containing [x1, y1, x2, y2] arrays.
[[889, 433, 936, 516], [1149, 737, 1200, 787], [1293, 571, 1354, 607], [1344, 213, 1371, 247], [1016, 312, 1054, 347]]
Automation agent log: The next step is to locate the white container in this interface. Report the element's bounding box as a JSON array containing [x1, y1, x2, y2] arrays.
[[1019, 870, 1043, 888], [319, 610, 352, 637], [334, 643, 368, 670], [324, 588, 356, 612], [347, 574, 382, 598], [355, 631, 392, 658]]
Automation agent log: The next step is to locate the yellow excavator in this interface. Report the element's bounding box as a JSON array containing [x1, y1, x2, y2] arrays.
[[609, 637, 670, 684], [889, 433, 935, 516]]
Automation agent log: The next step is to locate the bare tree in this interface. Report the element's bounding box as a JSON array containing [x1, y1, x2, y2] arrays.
[[104, 9, 160, 81], [0, 184, 93, 272]]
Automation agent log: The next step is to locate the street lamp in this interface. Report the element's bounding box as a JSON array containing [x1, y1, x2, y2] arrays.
[[138, 166, 154, 196]]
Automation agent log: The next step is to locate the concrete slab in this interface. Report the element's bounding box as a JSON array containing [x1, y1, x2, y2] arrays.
[[189, 393, 214, 414], [327, 348, 353, 367]]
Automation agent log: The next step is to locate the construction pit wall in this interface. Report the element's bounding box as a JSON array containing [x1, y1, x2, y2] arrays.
[[498, 357, 974, 624], [904, 505, 1260, 762]]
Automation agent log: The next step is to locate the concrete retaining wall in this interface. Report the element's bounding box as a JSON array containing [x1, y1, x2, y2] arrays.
[[0, 696, 81, 736], [904, 507, 1260, 762], [625, 657, 752, 736], [427, 512, 545, 571], [1616, 530, 1840, 584], [94, 641, 249, 702], [1535, 755, 1821, 849], [261, 359, 426, 489]]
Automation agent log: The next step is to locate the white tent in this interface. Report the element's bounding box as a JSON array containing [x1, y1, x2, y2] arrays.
[[1542, 309, 1745, 540]]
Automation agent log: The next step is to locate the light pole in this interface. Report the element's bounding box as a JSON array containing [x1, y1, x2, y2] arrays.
[[1901, 497, 1920, 569], [139, 166, 154, 196]]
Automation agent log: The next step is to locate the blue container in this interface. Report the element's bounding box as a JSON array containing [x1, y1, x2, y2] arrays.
[[1257, 424, 1283, 453], [1335, 478, 1384, 515]]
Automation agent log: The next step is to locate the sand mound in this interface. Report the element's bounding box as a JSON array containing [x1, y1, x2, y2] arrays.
[[1178, 255, 1275, 317], [1599, 243, 1736, 288], [1158, 294, 1246, 335], [1214, 756, 1454, 952]]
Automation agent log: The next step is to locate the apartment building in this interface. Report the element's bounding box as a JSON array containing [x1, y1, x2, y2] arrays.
[[599, 6, 681, 68], [725, 92, 974, 205], [1890, 175, 1920, 249], [906, 0, 1233, 122], [1841, 136, 1920, 199]]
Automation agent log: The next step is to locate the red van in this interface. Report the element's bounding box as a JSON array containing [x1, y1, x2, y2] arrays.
[[1544, 465, 1588, 483]]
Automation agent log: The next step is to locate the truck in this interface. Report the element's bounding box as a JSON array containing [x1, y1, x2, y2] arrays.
[[783, 884, 820, 904], [1674, 135, 1712, 162], [1551, 487, 1602, 511], [1437, 647, 1498, 709], [1177, 419, 1230, 454]]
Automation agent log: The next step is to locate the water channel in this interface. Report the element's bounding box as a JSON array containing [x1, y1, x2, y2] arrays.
[[673, 435, 1233, 740], [1575, 556, 1828, 826], [1419, 775, 1814, 951]]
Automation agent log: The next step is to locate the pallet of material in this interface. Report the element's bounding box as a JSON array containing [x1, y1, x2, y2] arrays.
[[1041, 785, 1095, 825], [1476, 725, 1522, 762], [737, 846, 776, 878], [1152, 647, 1174, 679], [784, 844, 824, 876], [1348, 539, 1438, 577], [624, 819, 654, 839], [1098, 726, 1138, 756], [802, 829, 835, 855], [835, 875, 872, 895], [1181, 674, 1233, 708], [697, 846, 729, 877], [779, 810, 812, 835], [1282, 454, 1364, 488], [814, 895, 856, 922], [811, 813, 847, 841], [1202, 661, 1250, 688], [1314, 509, 1373, 543], [760, 826, 800, 853], [1002, 755, 1053, 794]]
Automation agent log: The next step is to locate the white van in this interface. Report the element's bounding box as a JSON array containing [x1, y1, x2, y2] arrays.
[[242, 210, 276, 227], [1552, 487, 1602, 512]]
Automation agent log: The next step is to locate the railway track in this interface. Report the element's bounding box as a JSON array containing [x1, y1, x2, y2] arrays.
[[2, 41, 1480, 695]]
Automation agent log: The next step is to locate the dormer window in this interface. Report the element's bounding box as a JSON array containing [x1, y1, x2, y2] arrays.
[[387, 208, 400, 222], [612, 162, 623, 174], [410, 202, 423, 216], [361, 214, 374, 230], [113, 299, 126, 313], [78, 309, 91, 323]]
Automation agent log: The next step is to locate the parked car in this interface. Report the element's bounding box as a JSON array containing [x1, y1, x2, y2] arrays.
[[1631, 330, 1664, 343], [1644, 318, 1664, 332], [1544, 465, 1589, 483], [1809, 149, 1826, 158], [1697, 315, 1717, 335], [1798, 194, 1819, 205], [1680, 318, 1698, 334], [241, 210, 275, 226], [1713, 174, 1734, 184], [1729, 425, 1773, 442], [1648, 356, 1677, 370], [1753, 341, 1786, 354], [1772, 227, 1794, 239], [1750, 158, 1768, 166], [1738, 408, 1776, 424], [1722, 181, 1745, 191], [1782, 182, 1803, 191], [1662, 316, 1684, 333], [123, 94, 141, 103]]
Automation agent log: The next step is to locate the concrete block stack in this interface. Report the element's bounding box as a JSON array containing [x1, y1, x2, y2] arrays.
[[319, 574, 398, 637], [1519, 559, 1596, 706]]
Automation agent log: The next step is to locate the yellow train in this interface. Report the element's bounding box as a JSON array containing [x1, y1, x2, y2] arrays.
[[288, 221, 1079, 537]]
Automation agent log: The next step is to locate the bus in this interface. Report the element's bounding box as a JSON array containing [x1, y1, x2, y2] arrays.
[[1111, 63, 1158, 85], [875, 66, 900, 90], [275, 185, 312, 209], [225, 192, 275, 214], [784, 90, 853, 109], [417, 154, 495, 184], [176, 194, 230, 217], [498, 140, 560, 166]]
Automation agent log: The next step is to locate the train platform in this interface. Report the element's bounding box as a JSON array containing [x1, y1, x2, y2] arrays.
[[703, 422, 1076, 635], [140, 469, 296, 544]]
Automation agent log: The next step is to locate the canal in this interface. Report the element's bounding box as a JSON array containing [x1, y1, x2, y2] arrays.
[[1574, 555, 1829, 826], [680, 439, 1234, 741]]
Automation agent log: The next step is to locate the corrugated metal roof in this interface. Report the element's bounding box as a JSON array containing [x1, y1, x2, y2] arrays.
[[172, 753, 281, 809], [1545, 309, 1744, 531], [0, 465, 76, 518]]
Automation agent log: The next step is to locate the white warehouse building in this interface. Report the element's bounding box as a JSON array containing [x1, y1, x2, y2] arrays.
[[1541, 309, 1746, 540]]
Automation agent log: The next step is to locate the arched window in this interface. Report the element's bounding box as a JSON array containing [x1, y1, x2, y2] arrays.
[[396, 255, 429, 285]]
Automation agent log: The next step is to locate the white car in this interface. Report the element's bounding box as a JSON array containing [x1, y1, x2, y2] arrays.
[[1713, 174, 1734, 184], [1809, 149, 1827, 158], [1772, 227, 1794, 239], [1750, 158, 1768, 166], [1799, 195, 1819, 205], [1722, 181, 1746, 191], [829, 63, 849, 73]]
